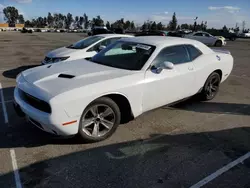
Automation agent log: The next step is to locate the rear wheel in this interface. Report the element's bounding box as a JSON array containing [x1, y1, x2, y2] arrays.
[[215, 40, 222, 47], [78, 97, 121, 142], [199, 72, 221, 101]]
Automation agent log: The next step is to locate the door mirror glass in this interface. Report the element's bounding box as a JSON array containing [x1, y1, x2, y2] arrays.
[[162, 61, 174, 69]]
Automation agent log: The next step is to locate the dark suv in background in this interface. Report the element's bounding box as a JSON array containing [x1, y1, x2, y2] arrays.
[[88, 27, 114, 36]]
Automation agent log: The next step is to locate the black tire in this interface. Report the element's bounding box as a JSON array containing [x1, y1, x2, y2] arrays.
[[199, 72, 221, 101], [78, 97, 121, 142], [215, 40, 222, 47]]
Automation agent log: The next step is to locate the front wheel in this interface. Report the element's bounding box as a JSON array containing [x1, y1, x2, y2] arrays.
[[78, 97, 121, 142], [199, 72, 221, 101], [215, 40, 222, 47]]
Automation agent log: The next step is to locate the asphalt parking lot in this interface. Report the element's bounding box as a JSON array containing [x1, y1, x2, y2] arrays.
[[0, 32, 250, 188]]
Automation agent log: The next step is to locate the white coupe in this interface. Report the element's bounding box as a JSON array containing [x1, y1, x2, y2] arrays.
[[41, 34, 133, 65], [184, 31, 226, 47], [14, 36, 233, 142]]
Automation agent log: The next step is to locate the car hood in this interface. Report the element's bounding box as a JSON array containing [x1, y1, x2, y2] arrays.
[[20, 59, 133, 98], [47, 46, 84, 57]]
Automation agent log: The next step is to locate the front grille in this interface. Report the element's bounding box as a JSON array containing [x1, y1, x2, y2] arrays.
[[18, 89, 51, 113]]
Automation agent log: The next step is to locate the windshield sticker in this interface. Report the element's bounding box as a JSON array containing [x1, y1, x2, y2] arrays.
[[136, 44, 151, 50]]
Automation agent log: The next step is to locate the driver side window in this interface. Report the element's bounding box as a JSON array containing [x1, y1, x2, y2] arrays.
[[152, 45, 189, 68]]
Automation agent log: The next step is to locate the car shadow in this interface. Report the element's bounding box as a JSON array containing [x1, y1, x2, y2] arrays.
[[0, 86, 250, 149], [2, 65, 39, 79], [0, 127, 250, 188], [167, 96, 250, 116]]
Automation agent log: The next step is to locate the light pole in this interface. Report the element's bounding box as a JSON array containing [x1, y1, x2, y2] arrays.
[[194, 17, 198, 32]]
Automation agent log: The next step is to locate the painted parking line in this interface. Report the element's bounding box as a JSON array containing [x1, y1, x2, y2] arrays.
[[0, 83, 9, 124], [190, 151, 250, 188], [10, 149, 22, 188]]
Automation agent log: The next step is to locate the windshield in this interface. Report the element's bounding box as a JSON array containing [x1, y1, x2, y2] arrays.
[[67, 36, 104, 49], [91, 41, 155, 70]]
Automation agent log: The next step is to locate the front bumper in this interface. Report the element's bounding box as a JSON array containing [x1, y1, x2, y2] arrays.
[[13, 87, 80, 136]]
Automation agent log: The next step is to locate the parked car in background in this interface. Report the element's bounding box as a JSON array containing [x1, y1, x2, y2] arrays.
[[184, 31, 226, 47], [41, 34, 133, 65], [14, 36, 233, 142], [167, 30, 190, 37], [239, 32, 250, 38], [112, 28, 125, 34], [135, 30, 168, 36], [88, 27, 114, 36], [208, 29, 237, 41]]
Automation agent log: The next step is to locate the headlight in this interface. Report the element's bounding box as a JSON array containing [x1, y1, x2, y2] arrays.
[[52, 56, 70, 63]]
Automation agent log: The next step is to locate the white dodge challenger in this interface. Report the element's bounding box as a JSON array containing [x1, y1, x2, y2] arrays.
[[14, 36, 233, 142]]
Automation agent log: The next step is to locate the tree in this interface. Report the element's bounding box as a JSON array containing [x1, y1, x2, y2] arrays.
[[106, 21, 111, 30], [222, 25, 228, 32], [200, 21, 204, 31], [25, 20, 33, 27], [58, 13, 65, 28], [124, 20, 131, 30], [151, 21, 157, 30], [83, 13, 89, 29], [79, 16, 84, 28], [204, 21, 207, 31], [176, 25, 180, 30], [47, 12, 53, 28], [43, 17, 47, 27], [92, 15, 104, 27], [18, 14, 25, 24], [156, 22, 163, 30], [141, 22, 147, 31], [36, 17, 45, 28], [180, 23, 189, 30], [130, 21, 135, 30], [74, 16, 79, 28], [168, 12, 177, 31], [65, 13, 73, 29], [3, 6, 19, 25]]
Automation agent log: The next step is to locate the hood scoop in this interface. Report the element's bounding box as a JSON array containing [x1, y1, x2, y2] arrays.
[[58, 73, 75, 79]]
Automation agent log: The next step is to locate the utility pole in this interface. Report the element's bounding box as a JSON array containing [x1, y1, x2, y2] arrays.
[[193, 17, 198, 32]]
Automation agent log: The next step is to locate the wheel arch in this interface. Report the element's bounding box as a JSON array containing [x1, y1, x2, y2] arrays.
[[90, 92, 134, 124], [199, 69, 223, 93]]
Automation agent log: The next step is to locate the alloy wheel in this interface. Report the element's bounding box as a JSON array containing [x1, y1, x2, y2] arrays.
[[205, 76, 220, 99], [81, 104, 115, 138]]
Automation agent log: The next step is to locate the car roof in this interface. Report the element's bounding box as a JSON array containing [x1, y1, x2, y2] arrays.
[[95, 34, 134, 38], [120, 36, 198, 46], [120, 36, 213, 54]]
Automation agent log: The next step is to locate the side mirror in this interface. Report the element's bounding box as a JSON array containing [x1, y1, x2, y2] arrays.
[[151, 61, 174, 74], [162, 61, 174, 69]]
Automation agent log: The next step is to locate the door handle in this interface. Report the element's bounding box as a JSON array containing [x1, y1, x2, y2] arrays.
[[188, 67, 194, 71]]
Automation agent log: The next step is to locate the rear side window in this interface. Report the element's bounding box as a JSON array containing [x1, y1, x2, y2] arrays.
[[194, 33, 203, 36], [152, 45, 190, 67], [185, 45, 203, 61]]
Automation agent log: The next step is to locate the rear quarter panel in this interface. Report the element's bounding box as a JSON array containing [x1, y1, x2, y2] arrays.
[[192, 52, 233, 92]]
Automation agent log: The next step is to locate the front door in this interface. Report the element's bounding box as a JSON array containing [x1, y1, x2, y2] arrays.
[[142, 45, 195, 112]]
